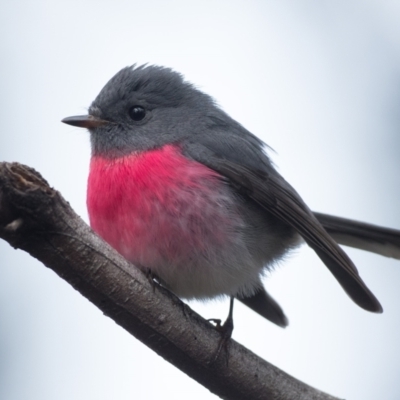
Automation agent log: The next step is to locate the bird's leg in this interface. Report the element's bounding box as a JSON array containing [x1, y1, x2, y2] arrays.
[[144, 267, 160, 293], [208, 296, 234, 365]]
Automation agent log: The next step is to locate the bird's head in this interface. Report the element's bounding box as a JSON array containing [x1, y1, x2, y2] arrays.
[[62, 64, 218, 158]]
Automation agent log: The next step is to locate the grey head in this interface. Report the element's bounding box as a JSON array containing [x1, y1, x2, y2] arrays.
[[62, 64, 269, 169], [63, 65, 217, 157], [88, 65, 216, 157]]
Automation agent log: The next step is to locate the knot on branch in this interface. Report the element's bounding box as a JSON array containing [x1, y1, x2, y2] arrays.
[[0, 162, 59, 241], [5, 163, 52, 193]]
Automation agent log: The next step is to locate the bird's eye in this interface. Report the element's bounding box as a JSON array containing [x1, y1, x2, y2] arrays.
[[129, 105, 146, 121]]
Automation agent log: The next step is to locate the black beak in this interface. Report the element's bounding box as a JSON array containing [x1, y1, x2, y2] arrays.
[[61, 115, 109, 129]]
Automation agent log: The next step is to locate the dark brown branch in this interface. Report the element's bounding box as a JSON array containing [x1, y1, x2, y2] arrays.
[[0, 162, 341, 400]]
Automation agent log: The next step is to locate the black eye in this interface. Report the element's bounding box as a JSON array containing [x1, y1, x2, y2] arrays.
[[129, 105, 146, 121]]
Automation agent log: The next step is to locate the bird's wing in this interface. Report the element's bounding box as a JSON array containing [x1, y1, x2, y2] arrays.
[[183, 140, 383, 313], [315, 212, 400, 259]]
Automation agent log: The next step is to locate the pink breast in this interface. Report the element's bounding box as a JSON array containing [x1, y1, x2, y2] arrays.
[[87, 144, 236, 269]]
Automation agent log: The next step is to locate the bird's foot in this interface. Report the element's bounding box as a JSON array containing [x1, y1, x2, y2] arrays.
[[145, 268, 160, 293], [208, 297, 234, 366]]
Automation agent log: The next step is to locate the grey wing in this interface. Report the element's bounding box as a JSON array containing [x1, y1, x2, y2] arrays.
[[183, 139, 383, 314]]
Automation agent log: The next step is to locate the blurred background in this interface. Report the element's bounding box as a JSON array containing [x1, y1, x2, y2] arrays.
[[1, 1, 400, 399]]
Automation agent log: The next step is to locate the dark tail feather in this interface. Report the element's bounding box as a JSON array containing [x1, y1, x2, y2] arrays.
[[237, 288, 289, 328], [315, 212, 400, 260]]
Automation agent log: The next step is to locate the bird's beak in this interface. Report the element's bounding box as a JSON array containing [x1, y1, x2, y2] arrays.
[[61, 115, 109, 129]]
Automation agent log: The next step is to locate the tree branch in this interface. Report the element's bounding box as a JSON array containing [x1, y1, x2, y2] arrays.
[[0, 162, 341, 400]]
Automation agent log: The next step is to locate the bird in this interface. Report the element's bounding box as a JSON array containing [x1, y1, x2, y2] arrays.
[[62, 64, 400, 332]]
